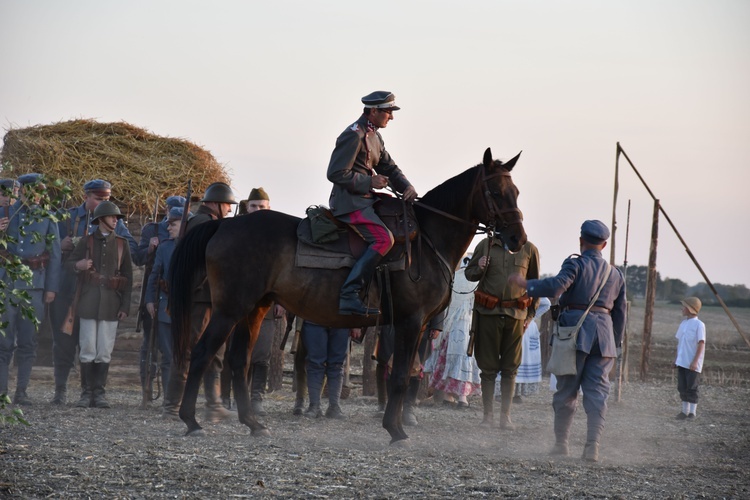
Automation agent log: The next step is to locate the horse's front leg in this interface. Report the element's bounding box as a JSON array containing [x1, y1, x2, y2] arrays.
[[231, 316, 270, 437]]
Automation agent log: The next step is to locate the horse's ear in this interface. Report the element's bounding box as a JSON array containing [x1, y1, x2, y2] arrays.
[[483, 148, 493, 168], [503, 151, 522, 171]]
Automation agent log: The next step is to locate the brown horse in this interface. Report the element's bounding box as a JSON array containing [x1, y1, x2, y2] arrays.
[[169, 148, 526, 444]]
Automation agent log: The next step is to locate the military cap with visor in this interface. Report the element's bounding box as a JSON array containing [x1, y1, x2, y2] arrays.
[[167, 206, 190, 221], [580, 220, 610, 245], [18, 173, 45, 185], [84, 179, 112, 196], [166, 195, 186, 208], [361, 91, 400, 110]]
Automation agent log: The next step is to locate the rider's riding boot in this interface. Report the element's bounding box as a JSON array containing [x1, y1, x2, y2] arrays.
[[499, 375, 516, 430], [91, 363, 111, 409], [338, 248, 383, 316], [249, 363, 269, 417], [204, 370, 234, 423], [75, 362, 95, 408], [402, 377, 421, 426], [481, 378, 495, 427]]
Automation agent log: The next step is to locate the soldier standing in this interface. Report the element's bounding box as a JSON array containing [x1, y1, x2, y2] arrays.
[[135, 195, 185, 397], [465, 238, 540, 430], [509, 220, 627, 462], [67, 201, 133, 408], [49, 179, 136, 405], [164, 182, 236, 422], [0, 173, 62, 405]]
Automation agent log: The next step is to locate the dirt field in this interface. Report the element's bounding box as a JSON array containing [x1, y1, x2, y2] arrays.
[[1, 301, 749, 498]]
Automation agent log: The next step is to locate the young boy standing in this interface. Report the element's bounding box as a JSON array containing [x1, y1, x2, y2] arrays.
[[674, 297, 706, 420]]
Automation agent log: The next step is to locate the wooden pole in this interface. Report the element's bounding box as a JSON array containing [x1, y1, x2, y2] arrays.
[[610, 143, 621, 265], [617, 144, 750, 348], [640, 200, 659, 381], [616, 200, 632, 402], [268, 315, 286, 392]]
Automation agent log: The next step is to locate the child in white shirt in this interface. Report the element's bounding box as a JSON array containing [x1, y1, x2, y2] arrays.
[[674, 297, 706, 420]]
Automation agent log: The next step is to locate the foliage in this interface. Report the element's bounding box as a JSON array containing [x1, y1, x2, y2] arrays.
[[0, 393, 29, 426], [0, 165, 70, 340]]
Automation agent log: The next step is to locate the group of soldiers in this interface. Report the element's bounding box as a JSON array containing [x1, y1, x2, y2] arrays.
[[0, 173, 278, 420]]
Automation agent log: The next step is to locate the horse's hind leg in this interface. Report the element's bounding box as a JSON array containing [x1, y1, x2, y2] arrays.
[[230, 315, 270, 437], [180, 311, 236, 436]]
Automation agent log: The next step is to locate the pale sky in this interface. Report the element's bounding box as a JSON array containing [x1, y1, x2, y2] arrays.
[[2, 0, 748, 287]]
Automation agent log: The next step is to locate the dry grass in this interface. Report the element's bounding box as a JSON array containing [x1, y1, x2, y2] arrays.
[[1, 119, 229, 216]]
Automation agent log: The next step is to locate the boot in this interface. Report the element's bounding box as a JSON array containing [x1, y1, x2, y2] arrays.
[[304, 403, 322, 419], [325, 367, 346, 420], [338, 248, 383, 316], [162, 363, 185, 420], [402, 377, 421, 426], [550, 441, 569, 457], [499, 376, 516, 430], [13, 388, 32, 406], [249, 364, 269, 417], [582, 441, 599, 462], [204, 370, 235, 423], [91, 363, 111, 409], [480, 378, 495, 427], [75, 362, 95, 408], [51, 385, 67, 405]]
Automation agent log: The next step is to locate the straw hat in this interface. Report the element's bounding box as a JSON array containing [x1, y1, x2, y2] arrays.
[[680, 297, 702, 315]]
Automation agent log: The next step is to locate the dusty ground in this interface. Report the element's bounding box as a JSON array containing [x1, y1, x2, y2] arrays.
[[1, 364, 748, 499]]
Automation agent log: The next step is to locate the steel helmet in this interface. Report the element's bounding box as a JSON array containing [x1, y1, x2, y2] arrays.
[[91, 201, 125, 224], [200, 182, 237, 204]]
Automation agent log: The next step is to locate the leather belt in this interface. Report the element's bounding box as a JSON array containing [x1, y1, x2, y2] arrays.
[[566, 304, 610, 314]]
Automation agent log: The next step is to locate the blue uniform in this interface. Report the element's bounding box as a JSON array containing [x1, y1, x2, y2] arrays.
[[0, 201, 62, 396], [145, 238, 176, 387], [525, 248, 627, 451]]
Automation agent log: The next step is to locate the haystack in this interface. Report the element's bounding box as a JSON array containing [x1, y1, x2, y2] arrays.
[[0, 119, 230, 216]]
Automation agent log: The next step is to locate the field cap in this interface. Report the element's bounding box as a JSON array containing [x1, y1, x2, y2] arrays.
[[248, 187, 269, 201], [166, 195, 186, 208], [18, 173, 44, 185], [362, 91, 400, 110], [580, 220, 610, 245], [0, 178, 19, 189], [84, 179, 112, 196], [681, 297, 702, 315], [168, 207, 190, 221]]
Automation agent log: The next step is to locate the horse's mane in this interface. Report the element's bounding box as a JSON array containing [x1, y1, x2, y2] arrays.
[[418, 164, 482, 215]]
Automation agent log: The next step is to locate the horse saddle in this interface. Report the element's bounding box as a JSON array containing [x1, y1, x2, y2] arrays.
[[295, 197, 418, 271]]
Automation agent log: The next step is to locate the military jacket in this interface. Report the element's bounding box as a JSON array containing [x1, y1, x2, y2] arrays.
[[525, 249, 627, 357], [134, 220, 170, 267], [146, 238, 175, 323], [326, 115, 412, 216], [66, 228, 133, 321], [2, 201, 62, 293], [465, 239, 540, 320], [57, 203, 137, 295]]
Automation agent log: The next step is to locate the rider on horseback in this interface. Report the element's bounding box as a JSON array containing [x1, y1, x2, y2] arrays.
[[327, 91, 418, 316]]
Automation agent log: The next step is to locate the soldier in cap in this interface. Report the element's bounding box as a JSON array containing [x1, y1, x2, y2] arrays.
[[0, 179, 19, 232], [673, 296, 706, 420], [164, 181, 237, 422], [509, 219, 627, 462], [465, 238, 540, 431], [135, 195, 186, 394], [223, 186, 283, 415], [327, 91, 418, 316], [145, 206, 191, 395], [49, 178, 137, 405], [0, 174, 62, 405], [66, 201, 133, 408]]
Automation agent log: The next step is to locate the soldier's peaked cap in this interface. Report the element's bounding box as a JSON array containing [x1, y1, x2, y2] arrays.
[[168, 206, 190, 221], [166, 196, 186, 208], [0, 178, 19, 189], [362, 91, 400, 110], [580, 220, 610, 245], [84, 179, 112, 194], [18, 173, 44, 185]]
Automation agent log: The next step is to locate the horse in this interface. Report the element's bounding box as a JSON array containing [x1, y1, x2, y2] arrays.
[[169, 147, 526, 444]]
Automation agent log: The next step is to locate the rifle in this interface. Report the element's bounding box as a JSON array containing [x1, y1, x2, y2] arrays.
[[279, 311, 296, 351], [140, 305, 161, 408], [136, 194, 160, 332], [178, 180, 192, 239], [61, 210, 90, 335]]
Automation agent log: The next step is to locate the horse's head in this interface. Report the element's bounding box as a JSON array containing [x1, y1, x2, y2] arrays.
[[476, 147, 527, 252]]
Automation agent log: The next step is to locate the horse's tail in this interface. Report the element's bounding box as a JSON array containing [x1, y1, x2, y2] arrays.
[[168, 219, 222, 370]]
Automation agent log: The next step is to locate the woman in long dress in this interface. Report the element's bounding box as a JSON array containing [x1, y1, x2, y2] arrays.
[[514, 297, 551, 401], [426, 259, 481, 407]]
